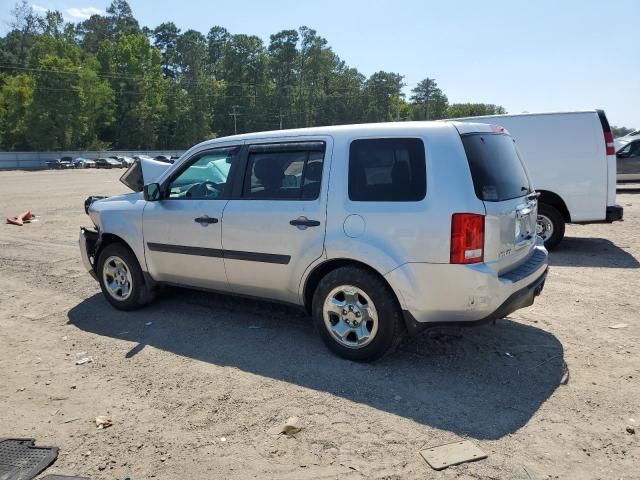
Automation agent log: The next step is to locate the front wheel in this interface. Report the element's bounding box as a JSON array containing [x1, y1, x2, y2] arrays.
[[537, 203, 565, 250], [97, 243, 154, 310], [312, 266, 404, 361]]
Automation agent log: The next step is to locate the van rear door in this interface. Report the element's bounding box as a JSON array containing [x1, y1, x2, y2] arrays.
[[459, 127, 538, 274]]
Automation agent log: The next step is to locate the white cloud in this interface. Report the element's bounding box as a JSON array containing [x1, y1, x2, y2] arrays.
[[65, 6, 105, 20], [31, 4, 49, 13]]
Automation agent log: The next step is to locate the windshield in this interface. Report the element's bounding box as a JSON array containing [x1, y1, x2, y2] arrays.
[[461, 133, 532, 202]]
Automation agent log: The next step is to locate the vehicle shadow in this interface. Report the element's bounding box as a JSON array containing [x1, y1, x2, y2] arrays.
[[67, 290, 564, 441], [550, 237, 639, 268]]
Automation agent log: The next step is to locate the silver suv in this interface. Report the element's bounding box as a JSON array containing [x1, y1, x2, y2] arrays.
[[80, 121, 548, 361]]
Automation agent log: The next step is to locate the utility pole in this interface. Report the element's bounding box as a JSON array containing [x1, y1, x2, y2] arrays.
[[229, 105, 241, 135], [279, 110, 285, 130]]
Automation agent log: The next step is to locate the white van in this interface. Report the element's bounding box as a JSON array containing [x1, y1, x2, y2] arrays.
[[455, 110, 623, 249]]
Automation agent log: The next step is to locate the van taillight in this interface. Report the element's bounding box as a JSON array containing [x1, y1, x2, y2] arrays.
[[451, 213, 485, 264], [604, 131, 615, 155]]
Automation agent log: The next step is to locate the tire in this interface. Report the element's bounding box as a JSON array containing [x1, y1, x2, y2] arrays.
[[97, 243, 154, 310], [312, 265, 405, 361], [537, 203, 565, 250]]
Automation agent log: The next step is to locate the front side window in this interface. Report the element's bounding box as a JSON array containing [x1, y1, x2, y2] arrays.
[[348, 138, 426, 201], [243, 146, 325, 200], [168, 147, 238, 200]]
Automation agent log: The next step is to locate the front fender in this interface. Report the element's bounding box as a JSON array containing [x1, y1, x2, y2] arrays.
[[90, 194, 147, 271]]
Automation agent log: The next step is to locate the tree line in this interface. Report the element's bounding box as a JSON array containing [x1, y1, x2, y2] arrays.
[[0, 0, 508, 151]]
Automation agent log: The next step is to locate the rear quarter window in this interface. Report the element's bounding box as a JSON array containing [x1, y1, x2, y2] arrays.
[[348, 138, 426, 202], [461, 133, 532, 202]]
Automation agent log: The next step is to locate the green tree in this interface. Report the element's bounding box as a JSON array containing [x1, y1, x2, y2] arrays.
[[0, 73, 34, 149], [152, 22, 180, 78], [363, 71, 405, 123], [410, 77, 448, 120], [77, 57, 115, 148], [445, 103, 506, 118]]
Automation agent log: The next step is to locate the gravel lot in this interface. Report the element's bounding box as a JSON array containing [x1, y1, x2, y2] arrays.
[[0, 169, 638, 479]]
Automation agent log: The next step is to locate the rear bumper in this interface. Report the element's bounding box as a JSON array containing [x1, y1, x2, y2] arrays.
[[606, 205, 623, 223], [79, 227, 99, 280], [403, 267, 547, 334], [385, 240, 549, 333]]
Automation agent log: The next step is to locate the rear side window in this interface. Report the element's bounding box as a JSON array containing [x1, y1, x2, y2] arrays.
[[461, 133, 531, 202], [349, 138, 426, 201], [243, 145, 324, 200]]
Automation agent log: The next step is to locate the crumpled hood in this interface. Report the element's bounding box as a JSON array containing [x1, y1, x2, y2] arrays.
[[120, 157, 173, 192]]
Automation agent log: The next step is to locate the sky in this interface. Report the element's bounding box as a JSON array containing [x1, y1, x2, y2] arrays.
[[2, 0, 638, 127]]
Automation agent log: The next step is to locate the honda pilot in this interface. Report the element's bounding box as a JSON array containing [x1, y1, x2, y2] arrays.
[[79, 121, 548, 361]]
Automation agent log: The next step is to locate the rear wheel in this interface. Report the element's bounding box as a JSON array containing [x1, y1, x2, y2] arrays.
[[312, 266, 404, 361], [97, 243, 154, 310], [537, 203, 565, 250]]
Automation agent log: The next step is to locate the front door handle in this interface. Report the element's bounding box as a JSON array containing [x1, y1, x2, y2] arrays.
[[290, 216, 321, 228], [194, 215, 218, 225]]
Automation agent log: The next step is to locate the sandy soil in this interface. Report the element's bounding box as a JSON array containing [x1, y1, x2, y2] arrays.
[[0, 169, 638, 480]]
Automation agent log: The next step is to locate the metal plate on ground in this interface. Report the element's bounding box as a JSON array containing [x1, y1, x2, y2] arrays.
[[0, 438, 58, 480], [420, 440, 487, 470]]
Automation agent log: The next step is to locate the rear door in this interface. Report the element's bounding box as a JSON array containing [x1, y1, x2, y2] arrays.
[[460, 130, 538, 275], [221, 139, 330, 304]]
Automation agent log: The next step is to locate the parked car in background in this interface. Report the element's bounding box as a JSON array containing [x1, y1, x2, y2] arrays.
[[95, 158, 123, 169], [80, 121, 548, 361], [106, 156, 127, 168], [73, 157, 96, 168], [455, 110, 623, 249], [154, 155, 174, 163], [617, 139, 640, 182], [118, 156, 135, 167], [46, 158, 74, 169]]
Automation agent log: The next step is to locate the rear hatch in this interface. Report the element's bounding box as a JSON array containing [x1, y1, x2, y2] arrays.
[[459, 126, 538, 275]]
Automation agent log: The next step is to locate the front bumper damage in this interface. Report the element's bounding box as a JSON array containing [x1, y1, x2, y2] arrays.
[[79, 227, 99, 280]]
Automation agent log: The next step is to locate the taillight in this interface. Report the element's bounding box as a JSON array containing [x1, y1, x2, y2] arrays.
[[451, 213, 485, 264], [604, 131, 615, 155]]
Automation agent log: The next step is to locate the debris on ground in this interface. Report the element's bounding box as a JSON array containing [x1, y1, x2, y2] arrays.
[[6, 210, 37, 226], [626, 426, 636, 434], [75, 355, 93, 365], [268, 417, 302, 436], [419, 440, 487, 471], [95, 415, 113, 429], [145, 322, 153, 326], [608, 323, 629, 329]]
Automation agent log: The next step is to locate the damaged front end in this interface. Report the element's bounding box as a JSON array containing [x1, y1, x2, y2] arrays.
[[79, 227, 99, 280], [79, 157, 173, 281]]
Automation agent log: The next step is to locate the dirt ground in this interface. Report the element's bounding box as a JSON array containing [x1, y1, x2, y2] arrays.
[[0, 169, 638, 480]]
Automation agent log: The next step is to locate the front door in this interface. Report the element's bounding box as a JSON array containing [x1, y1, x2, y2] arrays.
[[142, 145, 241, 290], [221, 139, 330, 304]]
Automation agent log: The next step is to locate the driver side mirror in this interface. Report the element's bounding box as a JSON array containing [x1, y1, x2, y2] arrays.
[[144, 183, 162, 201]]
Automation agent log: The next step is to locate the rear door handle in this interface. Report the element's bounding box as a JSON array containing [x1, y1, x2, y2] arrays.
[[194, 215, 218, 224], [290, 216, 321, 228]]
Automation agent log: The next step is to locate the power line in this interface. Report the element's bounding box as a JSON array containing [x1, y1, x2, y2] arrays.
[[0, 63, 405, 92]]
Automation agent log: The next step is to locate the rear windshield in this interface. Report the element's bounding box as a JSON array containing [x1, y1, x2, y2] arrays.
[[461, 133, 532, 202]]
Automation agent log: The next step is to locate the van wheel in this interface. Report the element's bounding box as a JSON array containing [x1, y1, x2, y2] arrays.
[[97, 243, 154, 310], [312, 266, 404, 362], [537, 203, 565, 250]]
